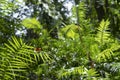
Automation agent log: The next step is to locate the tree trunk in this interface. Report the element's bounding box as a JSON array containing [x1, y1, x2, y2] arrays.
[[94, 0, 105, 21], [74, 0, 80, 25], [105, 0, 109, 15]]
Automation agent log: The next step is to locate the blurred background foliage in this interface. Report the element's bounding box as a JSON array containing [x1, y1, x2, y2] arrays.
[[0, 0, 120, 80]]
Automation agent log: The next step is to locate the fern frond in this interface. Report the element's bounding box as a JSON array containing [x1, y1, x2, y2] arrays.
[[58, 66, 98, 79], [0, 36, 51, 79], [97, 48, 113, 62], [98, 19, 110, 32], [96, 19, 110, 45], [96, 44, 120, 62]]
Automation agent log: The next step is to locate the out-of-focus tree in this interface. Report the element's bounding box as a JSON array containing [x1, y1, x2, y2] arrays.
[[0, 0, 21, 44], [72, 0, 120, 38], [20, 0, 71, 39]]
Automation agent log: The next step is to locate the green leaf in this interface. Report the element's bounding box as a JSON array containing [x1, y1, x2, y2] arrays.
[[59, 24, 80, 39], [22, 18, 42, 29]]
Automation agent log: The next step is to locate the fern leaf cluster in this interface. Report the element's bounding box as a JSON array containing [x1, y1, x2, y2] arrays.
[[56, 19, 120, 79], [0, 36, 51, 79], [58, 66, 98, 79], [96, 19, 110, 45]]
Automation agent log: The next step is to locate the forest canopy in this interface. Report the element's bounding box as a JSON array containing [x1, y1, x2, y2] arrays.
[[0, 0, 120, 80]]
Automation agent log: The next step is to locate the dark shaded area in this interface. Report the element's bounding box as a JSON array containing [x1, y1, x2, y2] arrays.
[[94, 0, 105, 21]]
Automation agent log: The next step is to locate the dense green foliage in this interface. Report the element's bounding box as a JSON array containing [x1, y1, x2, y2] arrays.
[[0, 36, 51, 79], [0, 0, 120, 80]]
